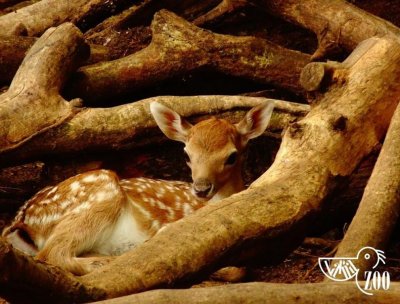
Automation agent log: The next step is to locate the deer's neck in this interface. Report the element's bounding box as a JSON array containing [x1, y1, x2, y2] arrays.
[[209, 167, 244, 203]]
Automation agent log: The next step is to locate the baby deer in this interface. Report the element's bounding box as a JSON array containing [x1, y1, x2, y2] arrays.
[[2, 101, 274, 275]]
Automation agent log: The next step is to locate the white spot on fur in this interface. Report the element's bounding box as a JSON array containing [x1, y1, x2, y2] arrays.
[[151, 220, 161, 231], [40, 213, 61, 225], [60, 200, 72, 209], [25, 216, 40, 226], [141, 196, 150, 203], [71, 202, 91, 214], [183, 204, 194, 216], [155, 200, 175, 220], [70, 181, 82, 192], [36, 236, 46, 250], [91, 191, 114, 202], [47, 187, 58, 196], [126, 196, 152, 219], [82, 174, 99, 183], [183, 192, 192, 201], [155, 192, 163, 199]]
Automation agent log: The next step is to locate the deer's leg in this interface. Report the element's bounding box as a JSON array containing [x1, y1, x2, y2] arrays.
[[36, 174, 126, 275]]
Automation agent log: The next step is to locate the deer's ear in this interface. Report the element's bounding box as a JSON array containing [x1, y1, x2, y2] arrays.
[[235, 102, 274, 145], [150, 102, 192, 143]]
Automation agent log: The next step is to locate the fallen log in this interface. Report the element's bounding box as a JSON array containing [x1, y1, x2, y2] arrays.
[[257, 0, 400, 59], [67, 10, 310, 104], [334, 102, 400, 275], [0, 23, 88, 153], [0, 0, 132, 36], [84, 0, 246, 59], [0, 0, 25, 10], [92, 282, 400, 304], [0, 0, 40, 15], [77, 36, 400, 299], [192, 0, 249, 27], [0, 240, 104, 303], [0, 35, 111, 85], [0, 95, 308, 165]]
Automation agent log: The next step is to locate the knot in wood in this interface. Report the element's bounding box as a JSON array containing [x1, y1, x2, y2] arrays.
[[331, 115, 348, 132], [288, 122, 304, 139]]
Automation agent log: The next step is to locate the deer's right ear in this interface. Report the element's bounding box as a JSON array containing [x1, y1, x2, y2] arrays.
[[150, 102, 192, 143]]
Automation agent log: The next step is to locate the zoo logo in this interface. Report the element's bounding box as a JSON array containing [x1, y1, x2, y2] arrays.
[[318, 247, 390, 295]]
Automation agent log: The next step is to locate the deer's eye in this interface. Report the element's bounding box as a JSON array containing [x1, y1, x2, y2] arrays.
[[184, 151, 191, 163], [225, 151, 238, 166]]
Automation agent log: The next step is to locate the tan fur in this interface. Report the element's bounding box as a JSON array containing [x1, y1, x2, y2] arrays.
[[2, 102, 273, 275], [187, 118, 240, 152]]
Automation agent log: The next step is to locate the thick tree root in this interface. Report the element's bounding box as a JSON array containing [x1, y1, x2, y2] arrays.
[[67, 10, 310, 104], [256, 0, 400, 59], [0, 23, 88, 153], [0, 96, 308, 165], [334, 102, 400, 275], [76, 36, 400, 299], [91, 282, 400, 304]]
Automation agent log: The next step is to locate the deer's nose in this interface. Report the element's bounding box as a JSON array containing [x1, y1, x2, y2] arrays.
[[193, 179, 213, 198]]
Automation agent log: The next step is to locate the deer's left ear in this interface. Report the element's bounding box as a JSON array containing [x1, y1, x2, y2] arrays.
[[150, 102, 193, 143], [235, 102, 274, 145]]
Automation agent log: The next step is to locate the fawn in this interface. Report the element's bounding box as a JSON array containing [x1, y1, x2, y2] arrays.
[[2, 101, 274, 275]]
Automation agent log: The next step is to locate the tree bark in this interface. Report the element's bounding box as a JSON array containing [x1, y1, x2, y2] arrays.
[[92, 282, 400, 304], [0, 35, 111, 85], [0, 96, 308, 165], [76, 36, 400, 299], [0, 23, 88, 153], [192, 0, 249, 27], [67, 10, 310, 104], [257, 0, 400, 59], [0, 0, 131, 36], [0, 240, 104, 302], [334, 102, 400, 274]]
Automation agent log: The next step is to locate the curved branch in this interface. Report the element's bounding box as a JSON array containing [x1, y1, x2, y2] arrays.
[[78, 36, 400, 299], [256, 0, 400, 58], [334, 102, 400, 274], [0, 96, 308, 165], [0, 35, 111, 85], [0, 240, 104, 302], [0, 0, 131, 36], [93, 282, 400, 304], [67, 10, 310, 104], [0, 23, 88, 153]]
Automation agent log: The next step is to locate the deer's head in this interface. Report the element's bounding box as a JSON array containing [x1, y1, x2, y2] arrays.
[[150, 101, 274, 201]]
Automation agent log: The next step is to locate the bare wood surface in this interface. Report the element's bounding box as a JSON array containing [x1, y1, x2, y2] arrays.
[[0, 96, 309, 165], [0, 0, 40, 14], [0, 239, 104, 302], [192, 0, 249, 27], [0, 0, 131, 36], [67, 10, 310, 104], [334, 102, 400, 274], [76, 36, 400, 299], [257, 0, 400, 58], [0, 23, 88, 153], [0, 35, 111, 85], [92, 282, 400, 304]]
